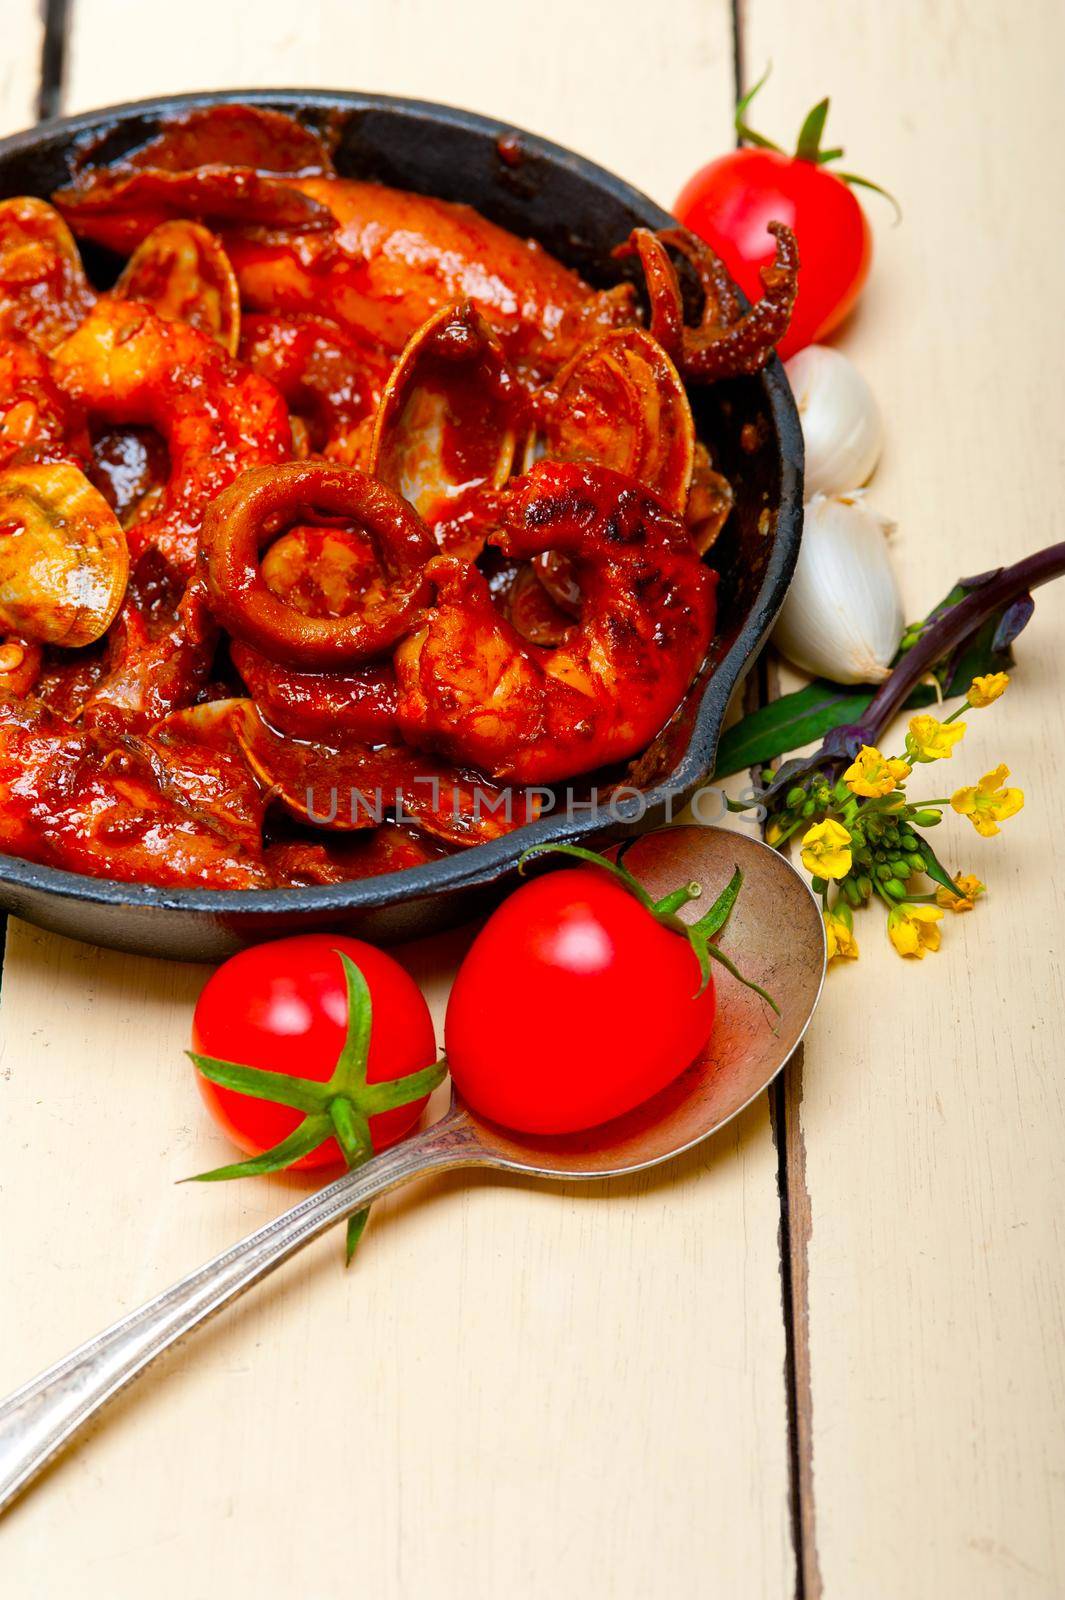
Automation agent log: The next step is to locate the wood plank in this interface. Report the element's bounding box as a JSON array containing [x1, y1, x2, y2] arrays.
[[65, 0, 728, 206], [0, 5, 796, 1594], [0, 0, 41, 137], [738, 1, 1065, 1593]]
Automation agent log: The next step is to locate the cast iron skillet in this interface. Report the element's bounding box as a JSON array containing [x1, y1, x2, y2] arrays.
[[0, 90, 803, 961]]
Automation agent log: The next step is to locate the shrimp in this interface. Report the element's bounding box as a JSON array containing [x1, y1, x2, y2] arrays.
[[395, 461, 717, 783], [50, 298, 291, 578]]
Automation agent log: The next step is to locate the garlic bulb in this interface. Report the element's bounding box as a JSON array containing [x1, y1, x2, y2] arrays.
[[785, 345, 883, 497], [774, 492, 903, 684]]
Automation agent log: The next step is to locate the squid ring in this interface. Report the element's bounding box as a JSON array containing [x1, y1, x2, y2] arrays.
[[200, 461, 435, 669]]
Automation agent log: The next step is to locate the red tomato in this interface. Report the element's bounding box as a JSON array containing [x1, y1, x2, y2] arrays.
[[445, 868, 716, 1135], [192, 934, 437, 1169], [675, 146, 871, 358]]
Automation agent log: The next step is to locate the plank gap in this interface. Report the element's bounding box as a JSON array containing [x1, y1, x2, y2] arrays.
[[728, 8, 818, 1587], [729, 0, 746, 127], [37, 0, 71, 121]]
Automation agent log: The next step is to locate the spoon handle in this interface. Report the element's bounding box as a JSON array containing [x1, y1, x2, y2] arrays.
[[0, 1113, 479, 1514]]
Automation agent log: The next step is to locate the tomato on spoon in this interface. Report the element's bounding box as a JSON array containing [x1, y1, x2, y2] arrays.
[[675, 71, 896, 358], [445, 843, 776, 1135]]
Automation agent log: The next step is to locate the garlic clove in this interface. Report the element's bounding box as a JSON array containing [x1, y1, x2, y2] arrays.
[[773, 491, 903, 684], [785, 344, 884, 498]]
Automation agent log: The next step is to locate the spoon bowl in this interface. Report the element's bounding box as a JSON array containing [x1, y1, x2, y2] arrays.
[[457, 824, 826, 1178], [0, 825, 824, 1513]]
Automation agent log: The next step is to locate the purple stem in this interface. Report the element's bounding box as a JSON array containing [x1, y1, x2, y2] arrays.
[[858, 540, 1065, 737], [766, 539, 1065, 795]]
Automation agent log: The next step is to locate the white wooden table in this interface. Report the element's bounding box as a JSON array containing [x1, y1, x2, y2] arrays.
[[1, 3, 1063, 1594]]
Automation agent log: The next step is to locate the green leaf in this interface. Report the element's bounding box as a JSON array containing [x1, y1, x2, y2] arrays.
[[187, 1051, 328, 1114], [714, 683, 873, 778], [183, 1114, 333, 1182], [692, 937, 712, 998], [795, 97, 831, 162], [518, 842, 658, 913], [734, 63, 784, 152], [329, 1096, 372, 1165], [834, 171, 902, 222], [345, 1207, 371, 1265], [327, 1099, 374, 1268], [360, 1060, 447, 1115], [690, 867, 743, 939], [918, 838, 963, 898], [705, 942, 781, 1016], [327, 953, 373, 1095]]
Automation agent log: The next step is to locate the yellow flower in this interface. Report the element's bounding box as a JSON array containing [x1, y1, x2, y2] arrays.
[[800, 818, 853, 880], [765, 817, 785, 846], [951, 764, 1024, 837], [842, 745, 912, 798], [935, 872, 985, 913], [824, 909, 859, 962], [968, 672, 1009, 707], [905, 714, 966, 763], [888, 903, 943, 959]]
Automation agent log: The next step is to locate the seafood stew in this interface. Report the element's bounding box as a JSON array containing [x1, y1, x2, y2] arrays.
[[0, 93, 802, 955]]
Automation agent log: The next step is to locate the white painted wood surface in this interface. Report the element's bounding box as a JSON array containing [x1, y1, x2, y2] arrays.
[[3, 1, 1062, 1591], [742, 1, 1065, 1594], [0, 1, 39, 137], [0, 4, 796, 1596]]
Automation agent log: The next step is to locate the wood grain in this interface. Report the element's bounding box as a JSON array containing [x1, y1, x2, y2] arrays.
[[740, 1, 1065, 1594], [0, 0, 40, 136], [0, 5, 796, 1595], [64, 0, 731, 208]]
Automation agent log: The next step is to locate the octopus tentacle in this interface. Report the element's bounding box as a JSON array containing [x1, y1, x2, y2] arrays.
[[395, 461, 716, 784], [617, 221, 799, 380]]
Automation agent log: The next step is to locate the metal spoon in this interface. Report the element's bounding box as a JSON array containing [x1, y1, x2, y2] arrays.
[[0, 825, 825, 1514]]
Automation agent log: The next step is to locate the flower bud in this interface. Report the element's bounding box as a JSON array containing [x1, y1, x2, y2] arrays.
[[906, 851, 926, 873], [786, 786, 807, 808], [884, 878, 908, 899], [911, 809, 942, 826]]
